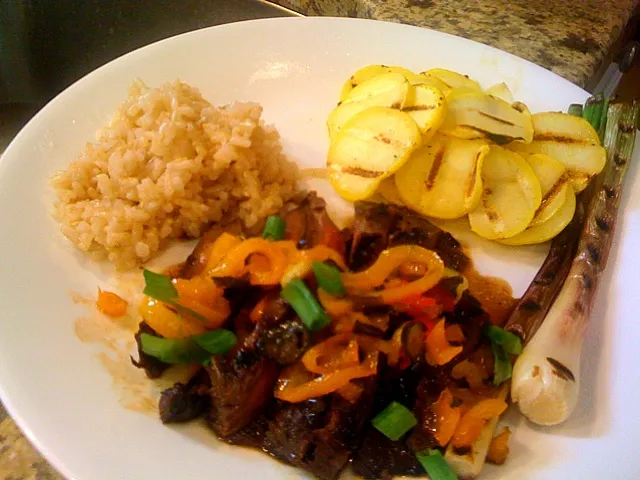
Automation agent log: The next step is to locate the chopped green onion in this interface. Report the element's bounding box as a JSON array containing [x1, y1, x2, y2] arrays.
[[281, 278, 331, 331], [143, 269, 178, 301], [312, 261, 345, 296], [491, 342, 512, 385], [142, 269, 209, 323], [140, 333, 210, 364], [567, 104, 583, 117], [262, 215, 286, 241], [194, 329, 237, 354], [371, 401, 417, 441], [140, 329, 237, 364], [416, 449, 459, 480], [484, 325, 522, 355]]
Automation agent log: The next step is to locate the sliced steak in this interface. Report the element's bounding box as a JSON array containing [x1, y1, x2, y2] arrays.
[[349, 202, 470, 272], [264, 375, 378, 480], [351, 427, 425, 479], [284, 192, 346, 256], [159, 369, 211, 424], [206, 350, 279, 438], [131, 322, 169, 379]]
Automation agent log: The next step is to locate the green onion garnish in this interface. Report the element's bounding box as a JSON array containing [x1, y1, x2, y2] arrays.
[[262, 215, 286, 241], [371, 401, 417, 441], [194, 329, 237, 354], [491, 342, 512, 385], [143, 269, 209, 323], [140, 334, 208, 364], [312, 261, 345, 296], [416, 449, 459, 480], [140, 329, 237, 364], [567, 104, 583, 117], [281, 278, 331, 331], [143, 269, 178, 301], [484, 325, 522, 355]]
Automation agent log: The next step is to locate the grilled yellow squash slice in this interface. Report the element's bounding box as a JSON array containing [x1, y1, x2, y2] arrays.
[[328, 106, 422, 202], [327, 72, 410, 139], [468, 146, 542, 239], [507, 112, 605, 192], [395, 135, 489, 219], [499, 185, 576, 245], [526, 153, 570, 227], [402, 84, 447, 135], [441, 89, 534, 143], [421, 68, 481, 91], [339, 65, 415, 101]]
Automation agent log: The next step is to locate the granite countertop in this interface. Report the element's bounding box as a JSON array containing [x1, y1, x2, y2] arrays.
[[275, 0, 639, 88]]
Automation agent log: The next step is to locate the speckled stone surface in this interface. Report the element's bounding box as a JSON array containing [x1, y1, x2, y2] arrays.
[[0, 404, 63, 480], [275, 0, 639, 88]]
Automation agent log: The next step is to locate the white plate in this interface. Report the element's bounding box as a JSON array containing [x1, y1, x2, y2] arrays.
[[1, 17, 639, 480]]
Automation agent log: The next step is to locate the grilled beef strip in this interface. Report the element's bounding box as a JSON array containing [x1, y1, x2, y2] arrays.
[[349, 202, 470, 272], [159, 369, 211, 424], [263, 374, 379, 480]]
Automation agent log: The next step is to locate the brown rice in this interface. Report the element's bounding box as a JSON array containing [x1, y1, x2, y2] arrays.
[[52, 80, 298, 269]]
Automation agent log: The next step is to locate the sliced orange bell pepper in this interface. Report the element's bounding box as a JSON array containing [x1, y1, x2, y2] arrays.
[[302, 334, 360, 374], [96, 289, 128, 318], [432, 388, 462, 447], [204, 232, 243, 274], [336, 382, 364, 403], [275, 352, 378, 403], [425, 319, 463, 366], [487, 426, 511, 465], [209, 238, 289, 285], [138, 297, 207, 339], [451, 398, 508, 448], [341, 245, 444, 303]]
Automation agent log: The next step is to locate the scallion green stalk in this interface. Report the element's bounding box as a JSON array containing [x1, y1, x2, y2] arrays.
[[511, 100, 639, 425], [281, 278, 331, 331], [262, 215, 286, 241], [416, 449, 459, 480], [371, 401, 417, 441], [312, 261, 345, 296]]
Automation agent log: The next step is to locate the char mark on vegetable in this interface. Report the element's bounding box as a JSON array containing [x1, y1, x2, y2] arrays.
[[546, 357, 575, 382], [603, 186, 616, 199], [595, 217, 610, 232], [341, 166, 384, 178], [520, 300, 541, 312], [477, 111, 515, 126], [403, 104, 436, 112], [587, 243, 600, 265], [532, 134, 584, 143], [614, 154, 626, 166], [425, 146, 446, 190], [466, 150, 481, 198]]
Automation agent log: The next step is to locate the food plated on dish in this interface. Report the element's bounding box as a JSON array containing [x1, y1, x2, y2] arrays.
[[1, 17, 639, 480], [47, 58, 637, 480]]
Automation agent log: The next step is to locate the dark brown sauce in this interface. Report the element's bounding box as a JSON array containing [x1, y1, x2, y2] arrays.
[[463, 266, 518, 327]]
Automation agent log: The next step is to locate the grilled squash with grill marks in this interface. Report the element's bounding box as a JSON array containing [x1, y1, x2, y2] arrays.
[[468, 146, 541, 239], [507, 112, 605, 192], [328, 106, 422, 202], [395, 135, 489, 219]]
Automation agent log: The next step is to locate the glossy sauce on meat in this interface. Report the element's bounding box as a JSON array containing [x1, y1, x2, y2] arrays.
[[143, 198, 520, 480]]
